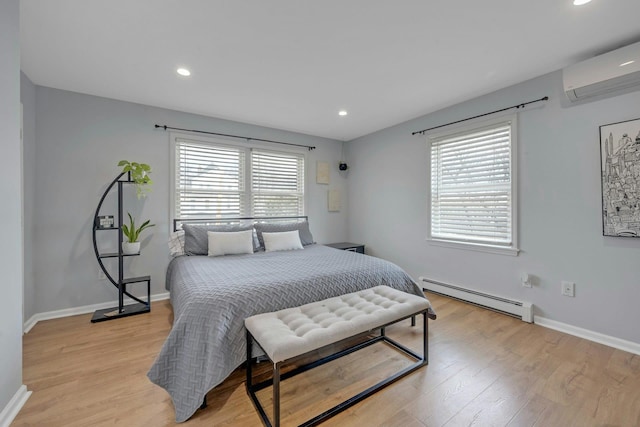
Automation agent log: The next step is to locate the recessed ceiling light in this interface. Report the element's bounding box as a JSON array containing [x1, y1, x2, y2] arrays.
[[620, 60, 635, 67], [573, 0, 591, 5], [338, 110, 348, 116], [177, 68, 191, 76]]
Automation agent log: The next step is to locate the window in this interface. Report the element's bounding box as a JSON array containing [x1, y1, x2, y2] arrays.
[[428, 115, 518, 255], [251, 150, 305, 217], [172, 136, 305, 220]]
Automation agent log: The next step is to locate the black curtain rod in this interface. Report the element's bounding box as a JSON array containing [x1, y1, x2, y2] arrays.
[[411, 96, 549, 136], [154, 124, 316, 151]]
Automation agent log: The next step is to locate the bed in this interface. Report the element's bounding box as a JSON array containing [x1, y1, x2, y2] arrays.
[[147, 218, 425, 422]]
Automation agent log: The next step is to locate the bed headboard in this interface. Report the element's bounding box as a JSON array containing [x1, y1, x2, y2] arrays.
[[173, 216, 309, 232]]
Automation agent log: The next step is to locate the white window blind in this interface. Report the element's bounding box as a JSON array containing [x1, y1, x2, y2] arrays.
[[430, 121, 513, 247], [174, 139, 245, 219], [251, 149, 305, 217]]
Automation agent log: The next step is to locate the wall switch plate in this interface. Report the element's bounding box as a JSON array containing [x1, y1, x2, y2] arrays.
[[561, 281, 575, 297], [521, 272, 532, 288]]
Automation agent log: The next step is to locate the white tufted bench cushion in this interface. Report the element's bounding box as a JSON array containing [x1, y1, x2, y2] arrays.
[[245, 285, 430, 363]]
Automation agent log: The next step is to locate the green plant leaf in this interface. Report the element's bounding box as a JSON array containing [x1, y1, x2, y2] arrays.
[[122, 212, 154, 242], [122, 224, 131, 241], [118, 160, 153, 198]]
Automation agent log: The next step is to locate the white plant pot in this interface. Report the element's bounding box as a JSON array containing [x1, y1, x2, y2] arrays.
[[122, 241, 140, 255]]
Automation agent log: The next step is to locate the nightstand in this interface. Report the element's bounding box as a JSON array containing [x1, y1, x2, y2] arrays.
[[326, 242, 365, 254]]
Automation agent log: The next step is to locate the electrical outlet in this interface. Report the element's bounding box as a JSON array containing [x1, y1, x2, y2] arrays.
[[98, 269, 107, 280], [561, 281, 575, 297], [521, 272, 532, 288]]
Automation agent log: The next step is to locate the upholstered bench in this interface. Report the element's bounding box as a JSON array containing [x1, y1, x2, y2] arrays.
[[245, 285, 436, 427]]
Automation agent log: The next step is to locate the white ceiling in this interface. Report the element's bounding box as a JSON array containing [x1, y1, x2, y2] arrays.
[[20, 1, 640, 141]]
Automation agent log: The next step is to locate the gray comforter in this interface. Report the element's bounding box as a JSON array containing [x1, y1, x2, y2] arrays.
[[147, 244, 423, 422]]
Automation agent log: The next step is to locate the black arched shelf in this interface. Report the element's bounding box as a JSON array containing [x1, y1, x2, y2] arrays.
[[91, 171, 151, 323]]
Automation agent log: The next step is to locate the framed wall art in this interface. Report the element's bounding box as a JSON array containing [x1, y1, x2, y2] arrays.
[[316, 161, 330, 184], [328, 189, 341, 212], [599, 117, 640, 237]]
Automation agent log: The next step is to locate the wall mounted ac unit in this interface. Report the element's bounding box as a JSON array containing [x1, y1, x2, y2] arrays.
[[563, 41, 640, 102]]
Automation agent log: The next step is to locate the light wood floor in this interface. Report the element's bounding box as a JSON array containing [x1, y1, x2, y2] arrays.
[[14, 293, 640, 427]]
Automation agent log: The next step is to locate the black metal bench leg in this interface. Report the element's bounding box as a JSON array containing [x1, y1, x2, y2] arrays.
[[423, 312, 428, 364], [200, 395, 207, 409], [411, 315, 416, 327], [274, 362, 281, 427], [246, 330, 253, 389]]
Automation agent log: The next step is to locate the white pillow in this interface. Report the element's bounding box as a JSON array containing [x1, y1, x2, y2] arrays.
[[168, 230, 185, 257], [207, 230, 254, 257], [262, 230, 304, 252]]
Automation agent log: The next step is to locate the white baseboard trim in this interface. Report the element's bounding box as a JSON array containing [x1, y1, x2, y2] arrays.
[[23, 292, 170, 334], [534, 315, 640, 356], [0, 385, 31, 427]]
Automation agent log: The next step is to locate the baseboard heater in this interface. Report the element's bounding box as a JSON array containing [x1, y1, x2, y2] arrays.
[[419, 277, 533, 323]]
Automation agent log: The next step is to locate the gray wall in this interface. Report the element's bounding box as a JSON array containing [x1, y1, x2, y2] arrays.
[[347, 70, 640, 344], [0, 0, 24, 410], [21, 72, 36, 323], [32, 86, 348, 314]]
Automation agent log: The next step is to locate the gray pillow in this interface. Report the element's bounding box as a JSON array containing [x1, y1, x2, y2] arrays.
[[183, 223, 258, 255], [254, 221, 314, 249]]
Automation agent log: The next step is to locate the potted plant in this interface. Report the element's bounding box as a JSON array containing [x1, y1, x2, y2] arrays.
[[121, 212, 155, 254], [118, 160, 153, 198]]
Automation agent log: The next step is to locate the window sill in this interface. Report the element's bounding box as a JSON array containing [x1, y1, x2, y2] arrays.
[[427, 238, 519, 256]]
